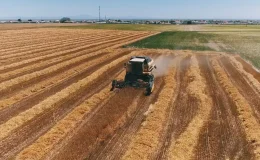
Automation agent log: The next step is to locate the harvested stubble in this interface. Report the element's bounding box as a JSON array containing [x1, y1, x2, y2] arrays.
[[122, 64, 177, 160], [167, 56, 212, 160], [0, 30, 111, 53], [0, 33, 149, 93], [0, 32, 140, 71], [0, 31, 116, 54], [0, 29, 107, 50], [228, 56, 260, 94], [0, 52, 137, 140], [0, 49, 132, 111], [0, 35, 133, 81], [212, 59, 260, 159], [0, 31, 134, 61], [15, 73, 125, 160]]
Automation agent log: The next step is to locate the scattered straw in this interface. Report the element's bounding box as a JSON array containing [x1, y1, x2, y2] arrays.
[[0, 52, 137, 140], [15, 76, 122, 160], [0, 49, 131, 111], [167, 55, 212, 160], [212, 59, 260, 159], [229, 56, 260, 94], [122, 61, 177, 160]]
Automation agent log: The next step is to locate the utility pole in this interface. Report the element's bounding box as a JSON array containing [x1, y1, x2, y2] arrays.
[[99, 6, 100, 22]]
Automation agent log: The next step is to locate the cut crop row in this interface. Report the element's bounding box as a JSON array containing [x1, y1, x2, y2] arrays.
[[0, 51, 138, 141], [167, 56, 212, 160], [212, 59, 260, 159], [0, 32, 136, 63], [122, 61, 177, 160], [0, 32, 148, 85], [0, 49, 132, 122], [0, 31, 134, 60]]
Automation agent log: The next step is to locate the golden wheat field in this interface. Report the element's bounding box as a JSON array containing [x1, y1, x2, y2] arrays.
[[0, 28, 260, 160]]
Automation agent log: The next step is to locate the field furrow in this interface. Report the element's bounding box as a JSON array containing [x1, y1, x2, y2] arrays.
[[0, 33, 151, 99], [87, 77, 165, 160], [194, 55, 253, 160], [0, 52, 139, 159], [0, 32, 94, 54], [151, 55, 194, 160], [0, 32, 142, 68], [0, 49, 132, 124], [0, 34, 144, 82], [0, 32, 132, 62], [212, 59, 260, 159], [0, 31, 110, 53], [220, 57, 260, 123], [1, 70, 125, 159], [0, 29, 109, 49], [235, 56, 260, 83], [122, 62, 177, 159], [1, 28, 259, 159], [0, 52, 136, 140], [166, 55, 212, 160]]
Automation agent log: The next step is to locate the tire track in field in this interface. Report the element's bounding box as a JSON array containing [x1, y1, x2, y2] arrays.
[[220, 57, 260, 123], [194, 55, 254, 160], [0, 53, 132, 159], [0, 50, 132, 124], [0, 33, 150, 98]]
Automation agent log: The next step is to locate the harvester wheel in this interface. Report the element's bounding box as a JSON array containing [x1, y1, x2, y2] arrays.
[[145, 83, 154, 96], [110, 80, 117, 91]]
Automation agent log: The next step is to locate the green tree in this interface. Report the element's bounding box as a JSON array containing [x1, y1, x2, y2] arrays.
[[187, 20, 192, 25], [60, 17, 71, 23]]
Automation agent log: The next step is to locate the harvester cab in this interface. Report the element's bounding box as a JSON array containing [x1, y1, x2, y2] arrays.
[[111, 56, 157, 96]]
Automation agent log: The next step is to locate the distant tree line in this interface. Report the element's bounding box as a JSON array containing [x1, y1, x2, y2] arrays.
[[60, 17, 71, 23]]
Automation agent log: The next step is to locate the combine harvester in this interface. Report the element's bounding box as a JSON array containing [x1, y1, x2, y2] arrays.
[[111, 56, 157, 96]]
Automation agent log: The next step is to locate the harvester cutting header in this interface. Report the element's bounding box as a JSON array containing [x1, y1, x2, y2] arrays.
[[111, 56, 157, 96]]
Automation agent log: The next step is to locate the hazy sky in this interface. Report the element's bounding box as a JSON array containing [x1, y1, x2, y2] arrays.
[[0, 0, 260, 19]]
